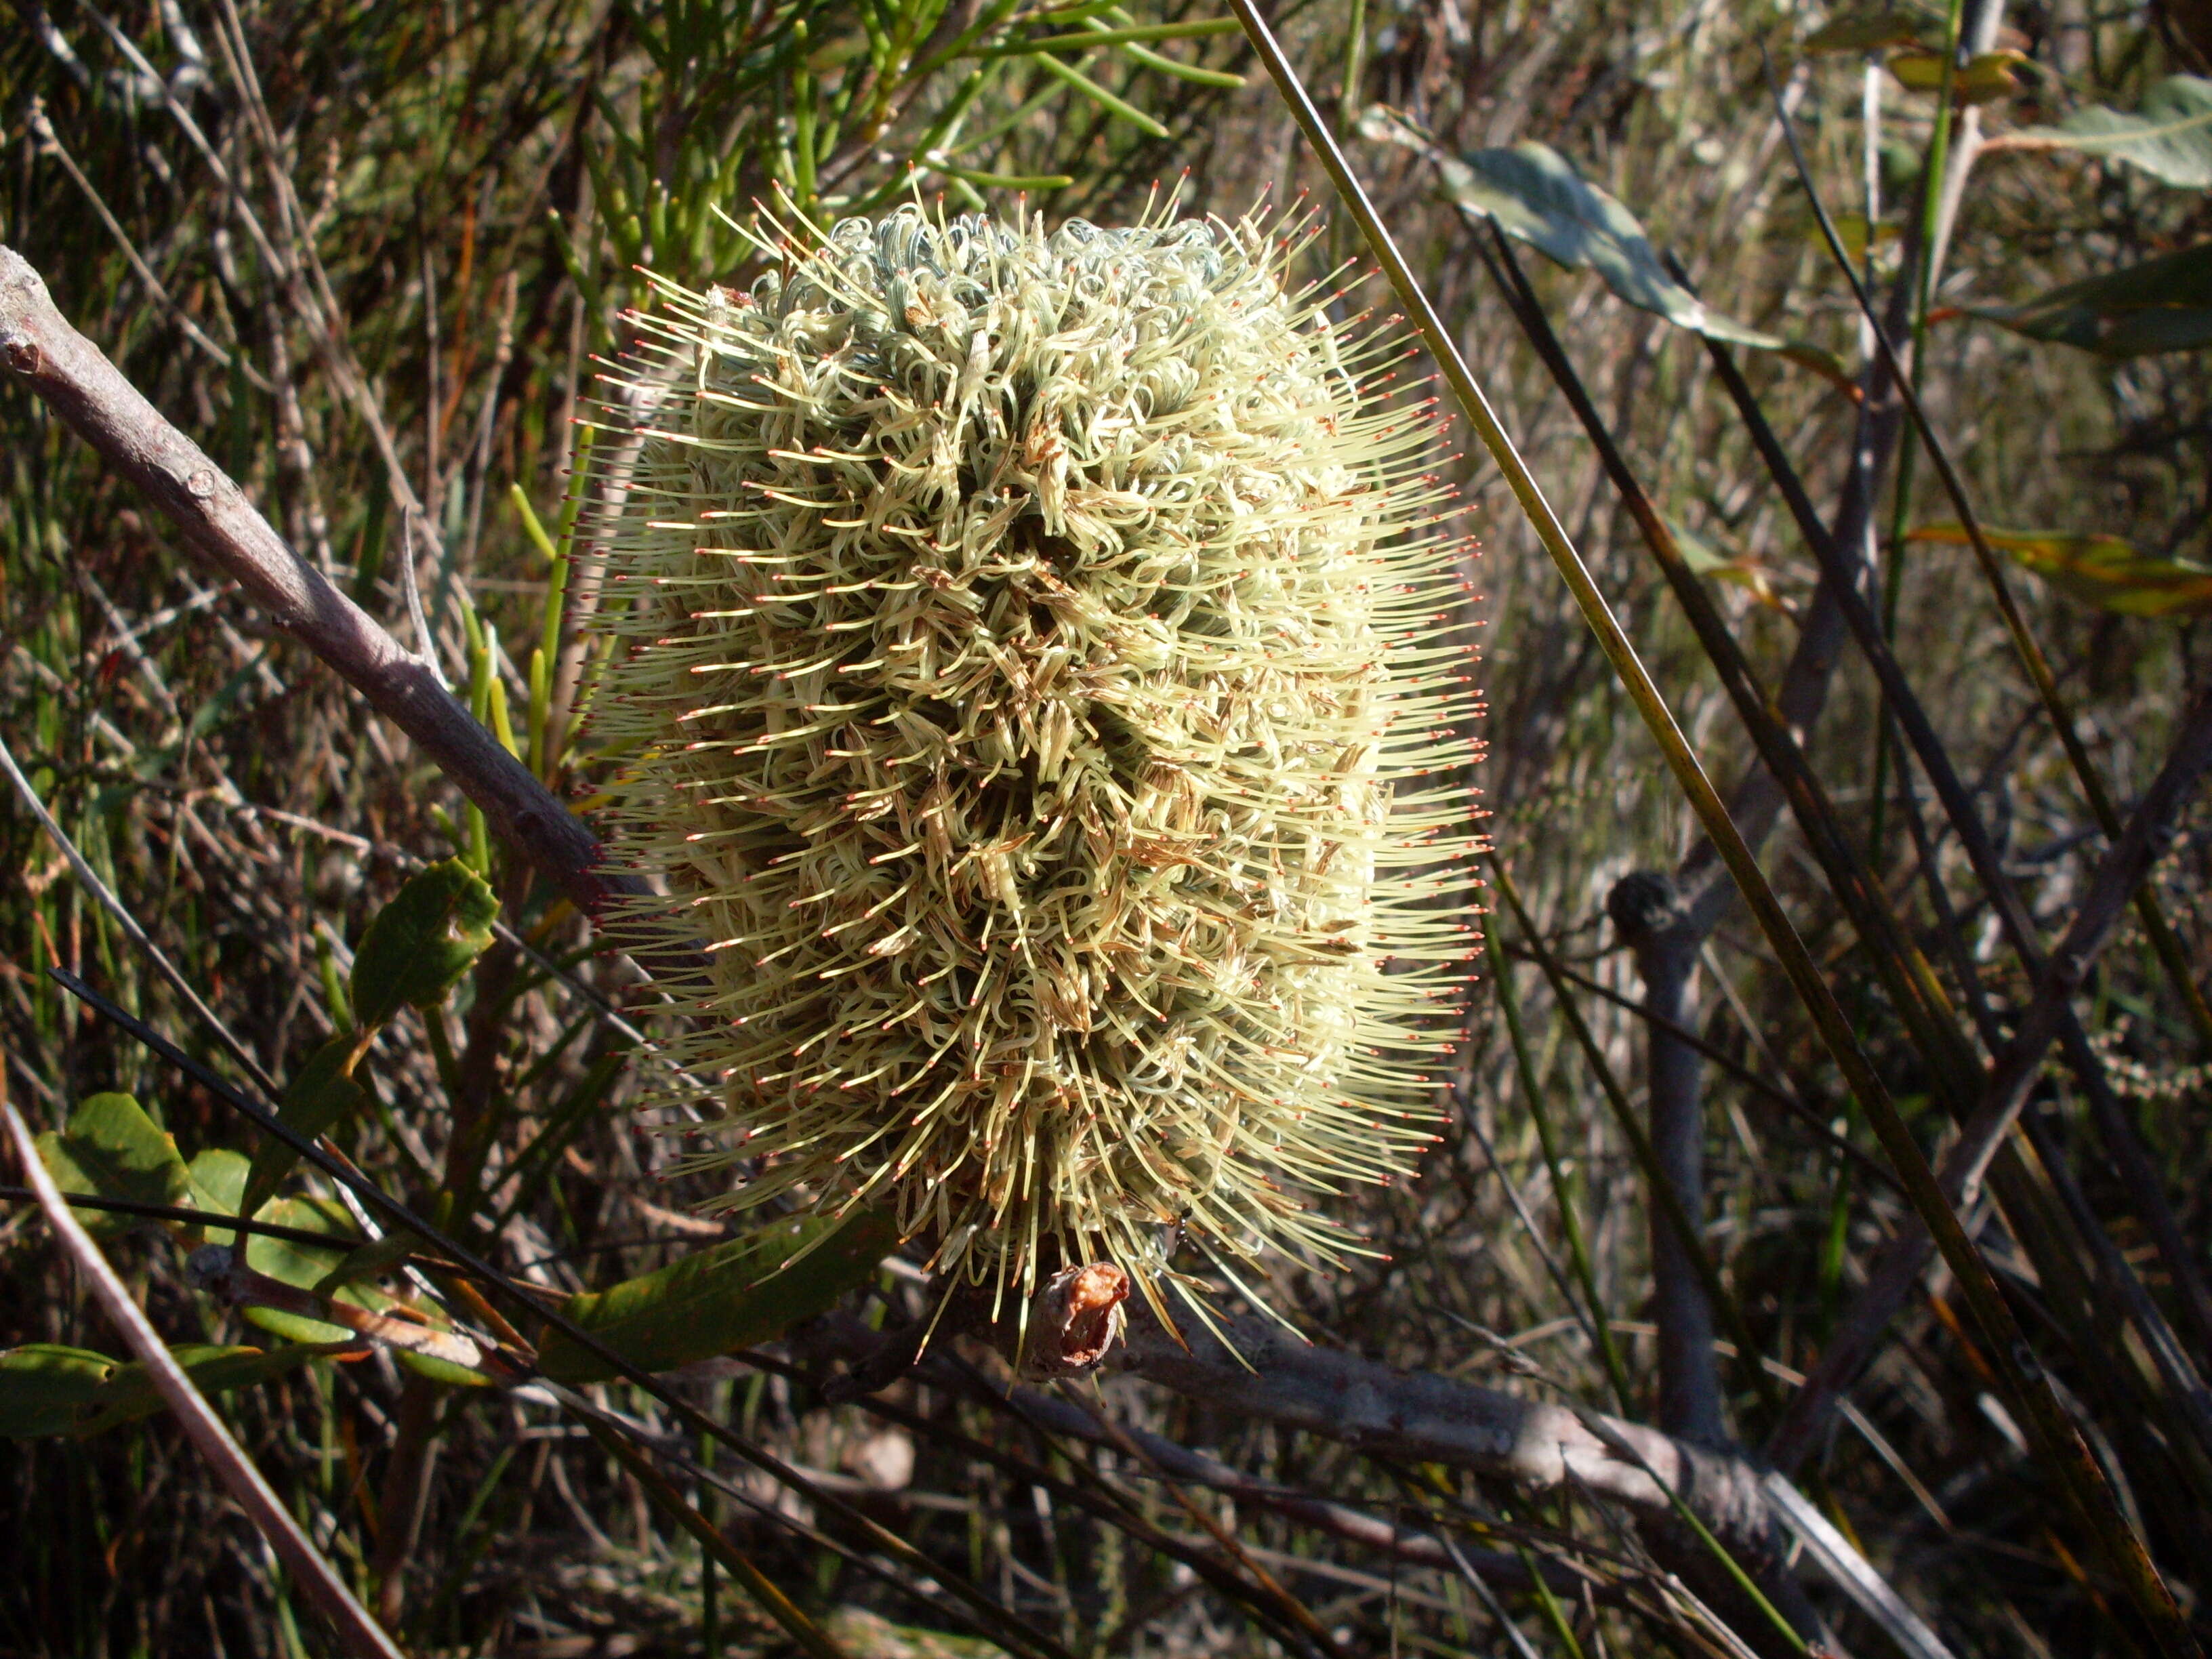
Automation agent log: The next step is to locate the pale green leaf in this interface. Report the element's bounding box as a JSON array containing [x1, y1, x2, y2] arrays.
[[35, 1094, 190, 1235], [1664, 518, 1784, 610], [1357, 106, 1850, 386], [1995, 76, 2212, 189]]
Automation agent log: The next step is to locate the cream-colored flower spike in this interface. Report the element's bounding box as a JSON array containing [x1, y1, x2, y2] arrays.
[[590, 199, 1486, 1326]]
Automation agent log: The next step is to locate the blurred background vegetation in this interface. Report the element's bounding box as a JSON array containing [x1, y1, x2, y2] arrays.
[[3, 0, 2210, 1654]]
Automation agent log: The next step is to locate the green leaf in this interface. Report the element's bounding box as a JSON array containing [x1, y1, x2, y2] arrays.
[[1967, 242, 2212, 358], [35, 1094, 190, 1235], [241, 1032, 367, 1220], [312, 1228, 430, 1297], [236, 1196, 385, 1347], [1804, 7, 1934, 52], [1907, 523, 2212, 617], [75, 1345, 328, 1437], [184, 1147, 386, 1343], [1994, 75, 2212, 188], [187, 1148, 249, 1222], [0, 1343, 327, 1437], [1356, 106, 1848, 384], [0, 1346, 117, 1437], [537, 1209, 899, 1384], [1665, 518, 1783, 610], [1889, 48, 2027, 105], [350, 858, 499, 1029]]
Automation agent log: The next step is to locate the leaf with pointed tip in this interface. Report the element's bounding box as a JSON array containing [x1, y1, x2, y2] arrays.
[[1889, 48, 2027, 104], [1665, 518, 1784, 610], [1992, 75, 2212, 188], [1907, 523, 2212, 616], [350, 858, 498, 1029], [0, 1346, 117, 1437], [185, 1148, 249, 1242], [75, 1345, 331, 1437], [1968, 242, 2212, 358], [537, 1209, 898, 1384], [35, 1094, 190, 1236], [241, 1032, 367, 1220], [1357, 106, 1851, 388]]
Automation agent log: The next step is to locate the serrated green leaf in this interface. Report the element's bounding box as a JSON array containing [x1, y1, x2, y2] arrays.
[[35, 1094, 190, 1235], [0, 1345, 118, 1437], [1968, 242, 2212, 358], [75, 1345, 329, 1437], [1907, 523, 2212, 617], [1996, 76, 2212, 190], [241, 1032, 367, 1220], [350, 859, 499, 1029], [537, 1209, 898, 1384]]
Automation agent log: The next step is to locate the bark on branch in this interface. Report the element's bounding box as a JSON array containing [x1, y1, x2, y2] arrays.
[[0, 243, 623, 918], [1109, 1303, 1782, 1565], [1606, 871, 1725, 1448]]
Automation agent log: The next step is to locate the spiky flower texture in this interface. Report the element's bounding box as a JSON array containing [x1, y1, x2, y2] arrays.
[[594, 203, 1485, 1317]]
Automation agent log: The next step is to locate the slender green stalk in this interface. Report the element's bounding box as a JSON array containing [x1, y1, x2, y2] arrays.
[[969, 17, 1240, 54], [1866, 0, 1965, 874]]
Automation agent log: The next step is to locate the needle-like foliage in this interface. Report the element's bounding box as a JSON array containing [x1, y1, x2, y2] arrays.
[[589, 201, 1486, 1317]]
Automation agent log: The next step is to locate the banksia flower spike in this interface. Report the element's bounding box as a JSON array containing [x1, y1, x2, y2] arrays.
[[590, 200, 1486, 1327]]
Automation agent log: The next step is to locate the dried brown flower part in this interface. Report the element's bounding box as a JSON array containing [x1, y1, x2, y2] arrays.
[[1019, 1263, 1130, 1379], [590, 201, 1486, 1325]]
